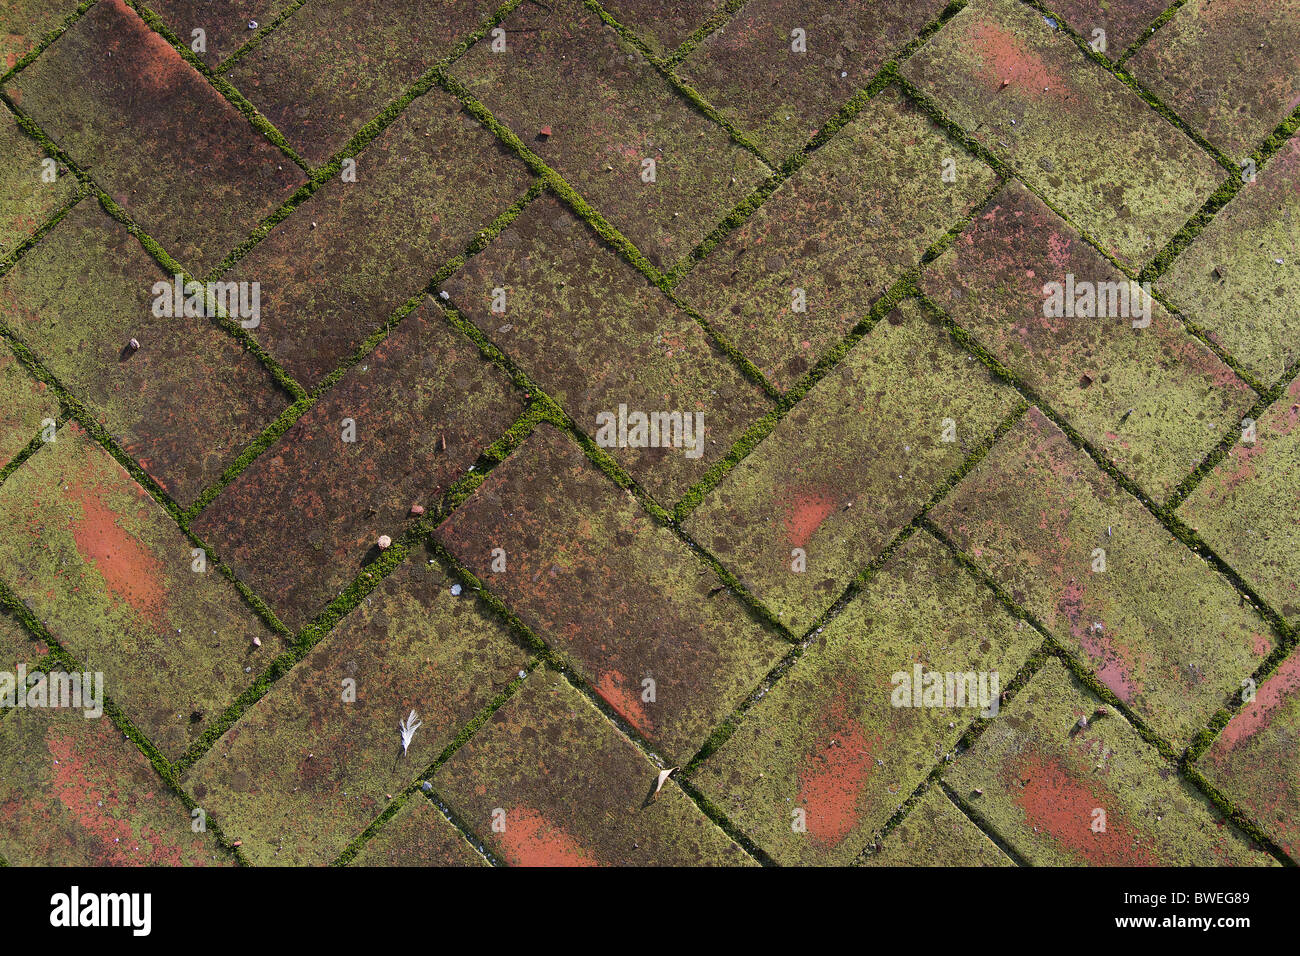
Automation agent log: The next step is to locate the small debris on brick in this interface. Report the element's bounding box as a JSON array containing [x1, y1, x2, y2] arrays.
[[410, 504, 425, 516]]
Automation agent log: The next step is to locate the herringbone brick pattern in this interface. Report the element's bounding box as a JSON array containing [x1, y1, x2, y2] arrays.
[[0, 0, 1297, 867]]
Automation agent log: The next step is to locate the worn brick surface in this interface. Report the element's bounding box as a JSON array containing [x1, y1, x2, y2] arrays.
[[183, 546, 528, 865], [0, 424, 282, 759], [0, 0, 1293, 869], [6, 0, 303, 273], [1179, 375, 1300, 627], [922, 179, 1255, 501], [931, 408, 1272, 746], [0, 707, 232, 865], [599, 0, 724, 55], [903, 0, 1223, 269], [147, 0, 297, 68], [0, 610, 46, 673], [452, 0, 768, 270], [677, 0, 949, 159], [0, 339, 55, 468], [1128, 0, 1300, 158], [946, 659, 1273, 865], [228, 89, 530, 387], [0, 0, 78, 71], [1200, 652, 1300, 860], [436, 423, 788, 764], [862, 786, 1013, 867], [683, 301, 1017, 634], [440, 194, 771, 502], [351, 795, 487, 866], [1047, 0, 1169, 53], [677, 88, 997, 391], [0, 108, 75, 258], [693, 531, 1037, 865], [230, 0, 499, 165], [0, 197, 288, 505], [1160, 137, 1300, 385], [434, 668, 752, 866], [193, 298, 523, 632]]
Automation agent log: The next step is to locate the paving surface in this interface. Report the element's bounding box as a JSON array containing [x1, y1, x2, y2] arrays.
[[0, 0, 1296, 867]]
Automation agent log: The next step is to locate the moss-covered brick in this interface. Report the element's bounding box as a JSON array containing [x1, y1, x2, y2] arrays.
[[1179, 374, 1300, 627], [0, 423, 283, 759], [931, 407, 1273, 747], [923, 179, 1255, 502], [683, 300, 1018, 635], [228, 0, 500, 165], [0, 107, 76, 258], [451, 0, 768, 270], [439, 194, 771, 503], [434, 668, 753, 866], [1128, 0, 1300, 158], [192, 297, 523, 631], [693, 531, 1038, 865], [903, 0, 1223, 269], [861, 785, 1014, 867], [677, 87, 997, 391], [436, 422, 788, 765], [350, 795, 488, 866], [227, 88, 530, 387], [1160, 136, 1300, 385], [0, 338, 56, 469], [6, 0, 303, 273], [0, 197, 288, 505], [1199, 650, 1300, 860], [677, 0, 950, 159], [0, 707, 232, 865], [946, 659, 1274, 865], [182, 544, 528, 865]]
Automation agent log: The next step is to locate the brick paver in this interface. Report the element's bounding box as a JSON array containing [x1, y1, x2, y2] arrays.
[[0, 339, 54, 469], [1179, 374, 1300, 627], [0, 424, 282, 759], [677, 87, 997, 391], [683, 300, 1018, 635], [439, 193, 771, 502], [862, 786, 1013, 867], [433, 668, 752, 866], [931, 407, 1272, 747], [451, 0, 768, 270], [922, 179, 1255, 501], [1199, 652, 1300, 860], [0, 0, 1294, 870], [350, 795, 488, 866], [182, 545, 528, 865], [226, 88, 530, 387], [0, 611, 46, 673], [1128, 0, 1300, 158], [0, 0, 79, 71], [903, 0, 1223, 269], [693, 531, 1037, 865], [0, 108, 75, 258], [1160, 136, 1300, 385], [1047, 0, 1169, 53], [229, 0, 500, 165], [946, 659, 1273, 865], [0, 707, 231, 865], [147, 0, 297, 68], [676, 0, 950, 159], [436, 422, 788, 764], [599, 0, 725, 55], [193, 298, 523, 631], [5, 0, 303, 273], [0, 197, 288, 505]]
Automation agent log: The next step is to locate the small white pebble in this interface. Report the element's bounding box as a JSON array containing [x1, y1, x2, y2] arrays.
[[450, 583, 463, 596]]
